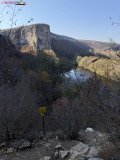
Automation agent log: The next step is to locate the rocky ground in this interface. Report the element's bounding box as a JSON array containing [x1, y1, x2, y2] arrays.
[[0, 128, 116, 160]]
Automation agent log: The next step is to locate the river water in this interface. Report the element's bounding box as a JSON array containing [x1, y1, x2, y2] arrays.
[[63, 66, 120, 91]]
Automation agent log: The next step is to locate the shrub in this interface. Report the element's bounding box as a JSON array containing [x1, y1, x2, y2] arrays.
[[52, 97, 81, 140]]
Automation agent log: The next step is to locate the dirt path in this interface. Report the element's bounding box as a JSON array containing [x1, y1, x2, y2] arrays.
[[0, 138, 79, 160]]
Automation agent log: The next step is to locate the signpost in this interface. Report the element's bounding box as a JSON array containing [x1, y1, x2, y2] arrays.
[[39, 106, 46, 136]]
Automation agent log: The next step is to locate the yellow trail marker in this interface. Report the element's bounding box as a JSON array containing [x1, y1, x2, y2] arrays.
[[39, 106, 46, 117]]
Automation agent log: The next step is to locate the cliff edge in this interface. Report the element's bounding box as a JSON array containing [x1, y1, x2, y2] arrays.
[[0, 23, 51, 53]]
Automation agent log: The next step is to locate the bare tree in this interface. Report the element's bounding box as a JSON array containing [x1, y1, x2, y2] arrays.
[[0, 71, 39, 140], [0, 4, 34, 87]]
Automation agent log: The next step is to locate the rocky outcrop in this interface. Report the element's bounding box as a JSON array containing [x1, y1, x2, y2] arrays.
[[0, 23, 51, 52], [1, 24, 119, 55], [0, 128, 114, 160]]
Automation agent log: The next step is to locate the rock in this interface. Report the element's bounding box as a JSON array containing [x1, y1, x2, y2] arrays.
[[10, 139, 24, 149], [20, 44, 36, 55], [69, 142, 90, 159], [84, 129, 109, 146], [7, 147, 14, 153], [85, 128, 94, 132], [87, 146, 100, 157], [18, 140, 31, 149], [40, 156, 51, 160], [0, 24, 51, 52], [59, 150, 69, 158], [10, 139, 31, 150], [0, 142, 6, 147], [55, 144, 62, 149], [88, 158, 104, 160]]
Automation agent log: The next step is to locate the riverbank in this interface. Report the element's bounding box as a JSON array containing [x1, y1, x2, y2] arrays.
[[63, 66, 119, 91], [76, 55, 120, 82]]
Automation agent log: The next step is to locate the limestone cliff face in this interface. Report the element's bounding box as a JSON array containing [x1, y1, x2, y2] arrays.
[[0, 23, 51, 52]]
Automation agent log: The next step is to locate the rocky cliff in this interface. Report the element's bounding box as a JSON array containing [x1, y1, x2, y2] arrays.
[[0, 23, 51, 52], [1, 23, 119, 56]]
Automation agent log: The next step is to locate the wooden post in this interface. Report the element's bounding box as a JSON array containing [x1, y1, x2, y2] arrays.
[[39, 105, 46, 137], [42, 116, 45, 137]]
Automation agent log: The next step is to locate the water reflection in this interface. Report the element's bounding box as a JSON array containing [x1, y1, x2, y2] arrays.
[[64, 67, 120, 91], [64, 67, 93, 85]]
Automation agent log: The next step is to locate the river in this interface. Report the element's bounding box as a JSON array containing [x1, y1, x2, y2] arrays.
[[63, 66, 120, 91]]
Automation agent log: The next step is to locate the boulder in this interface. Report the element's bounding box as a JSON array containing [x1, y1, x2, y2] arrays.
[[18, 140, 31, 149], [10, 139, 24, 149], [9, 139, 31, 150], [84, 129, 109, 146], [55, 144, 62, 149], [59, 150, 69, 158], [85, 128, 94, 133], [87, 146, 100, 157], [7, 147, 14, 154], [69, 142, 90, 159]]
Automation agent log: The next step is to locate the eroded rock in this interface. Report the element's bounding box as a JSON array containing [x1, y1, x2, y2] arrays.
[[18, 140, 31, 149], [85, 128, 94, 133], [69, 142, 90, 159], [55, 144, 62, 149], [59, 150, 69, 158], [7, 147, 14, 154], [87, 146, 100, 157], [0, 24, 51, 52], [10, 139, 24, 149]]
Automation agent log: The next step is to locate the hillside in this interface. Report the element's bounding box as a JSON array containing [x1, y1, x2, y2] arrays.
[[1, 24, 120, 61], [77, 39, 120, 52], [50, 32, 93, 60], [50, 32, 120, 60], [1, 27, 120, 160]]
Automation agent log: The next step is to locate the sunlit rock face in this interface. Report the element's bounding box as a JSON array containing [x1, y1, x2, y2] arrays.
[[0, 23, 51, 52]]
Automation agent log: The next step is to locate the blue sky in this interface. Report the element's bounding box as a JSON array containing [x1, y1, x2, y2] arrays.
[[0, 0, 120, 43]]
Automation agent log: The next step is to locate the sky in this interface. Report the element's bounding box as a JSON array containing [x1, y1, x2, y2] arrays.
[[0, 0, 120, 43]]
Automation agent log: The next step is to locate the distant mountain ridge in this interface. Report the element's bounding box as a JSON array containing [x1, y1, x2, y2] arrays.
[[50, 32, 120, 52], [77, 39, 120, 52]]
